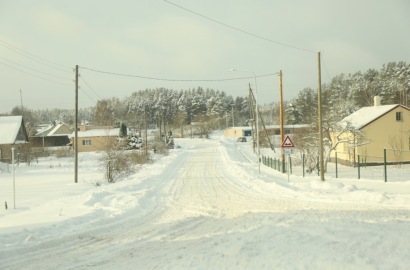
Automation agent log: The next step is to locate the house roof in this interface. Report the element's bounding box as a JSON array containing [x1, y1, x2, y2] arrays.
[[35, 123, 70, 137], [340, 104, 401, 129], [70, 128, 120, 138], [0, 116, 25, 144]]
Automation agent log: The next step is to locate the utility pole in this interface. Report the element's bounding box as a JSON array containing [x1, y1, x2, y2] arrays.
[[249, 83, 256, 153], [231, 105, 235, 127], [318, 52, 325, 181], [74, 65, 79, 183], [12, 148, 16, 209], [144, 109, 148, 156], [279, 70, 285, 173]]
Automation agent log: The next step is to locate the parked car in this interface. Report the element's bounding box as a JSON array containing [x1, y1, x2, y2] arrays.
[[237, 137, 247, 142]]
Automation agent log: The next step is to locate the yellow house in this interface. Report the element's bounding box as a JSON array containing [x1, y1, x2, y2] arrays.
[[71, 125, 119, 152], [330, 97, 410, 165], [224, 127, 252, 138]]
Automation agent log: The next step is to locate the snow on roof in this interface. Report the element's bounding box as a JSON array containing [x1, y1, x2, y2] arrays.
[[340, 104, 399, 129], [70, 128, 120, 138], [0, 116, 23, 144], [35, 123, 69, 137]]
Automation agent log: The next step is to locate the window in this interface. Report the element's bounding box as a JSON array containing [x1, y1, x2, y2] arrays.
[[82, 139, 92, 146], [396, 112, 402, 121]]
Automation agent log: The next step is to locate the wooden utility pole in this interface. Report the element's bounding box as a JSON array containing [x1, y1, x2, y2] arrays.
[[144, 109, 148, 156], [279, 70, 285, 173], [231, 105, 235, 127], [317, 52, 325, 181], [249, 83, 256, 153], [74, 65, 79, 183]]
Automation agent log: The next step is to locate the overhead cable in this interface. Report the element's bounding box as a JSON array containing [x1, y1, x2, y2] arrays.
[[0, 39, 72, 72], [0, 56, 71, 81], [80, 75, 102, 99], [0, 60, 72, 87], [80, 66, 278, 82], [163, 0, 316, 53]]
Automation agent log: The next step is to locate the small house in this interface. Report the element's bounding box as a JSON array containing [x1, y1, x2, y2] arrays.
[[30, 122, 71, 147], [71, 125, 120, 152], [330, 96, 410, 165], [0, 116, 29, 163]]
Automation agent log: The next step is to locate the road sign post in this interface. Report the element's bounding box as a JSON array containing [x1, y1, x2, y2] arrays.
[[280, 135, 296, 182]]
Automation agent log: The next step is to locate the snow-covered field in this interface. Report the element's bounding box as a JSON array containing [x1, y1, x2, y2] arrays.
[[1, 134, 409, 269]]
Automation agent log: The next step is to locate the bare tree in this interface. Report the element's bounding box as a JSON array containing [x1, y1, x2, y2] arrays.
[[388, 135, 404, 167]]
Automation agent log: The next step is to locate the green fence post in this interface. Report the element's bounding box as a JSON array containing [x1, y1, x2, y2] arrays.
[[357, 154, 360, 180], [279, 159, 282, 173], [384, 148, 387, 182], [335, 152, 338, 178]]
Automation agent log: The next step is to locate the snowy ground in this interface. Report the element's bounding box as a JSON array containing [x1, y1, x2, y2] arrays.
[[1, 133, 409, 269]]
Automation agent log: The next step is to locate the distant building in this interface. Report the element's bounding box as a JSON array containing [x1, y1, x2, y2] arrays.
[[0, 116, 29, 163], [224, 127, 252, 138], [330, 96, 410, 165], [30, 122, 71, 147], [263, 124, 310, 136], [224, 124, 309, 148], [70, 125, 119, 152]]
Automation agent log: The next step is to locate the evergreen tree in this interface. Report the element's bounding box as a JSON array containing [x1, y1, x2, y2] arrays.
[[119, 122, 127, 138]]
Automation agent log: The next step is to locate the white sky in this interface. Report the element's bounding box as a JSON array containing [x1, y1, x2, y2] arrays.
[[1, 0, 409, 113]]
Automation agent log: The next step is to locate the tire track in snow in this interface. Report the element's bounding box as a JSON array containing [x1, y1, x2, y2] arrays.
[[2, 139, 409, 270]]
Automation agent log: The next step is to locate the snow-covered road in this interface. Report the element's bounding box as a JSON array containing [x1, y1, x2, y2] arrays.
[[1, 138, 410, 269]]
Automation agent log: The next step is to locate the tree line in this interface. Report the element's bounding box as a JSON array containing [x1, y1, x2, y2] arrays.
[[286, 61, 410, 126], [2, 61, 409, 138]]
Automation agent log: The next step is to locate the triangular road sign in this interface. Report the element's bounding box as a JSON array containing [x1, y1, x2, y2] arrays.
[[281, 135, 295, 148]]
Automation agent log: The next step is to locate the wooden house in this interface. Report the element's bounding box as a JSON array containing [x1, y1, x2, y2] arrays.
[[0, 116, 29, 163]]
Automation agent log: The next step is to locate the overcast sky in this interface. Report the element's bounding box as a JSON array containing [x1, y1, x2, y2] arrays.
[[1, 0, 409, 114]]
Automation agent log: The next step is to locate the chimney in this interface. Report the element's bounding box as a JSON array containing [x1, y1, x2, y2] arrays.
[[374, 96, 381, 106]]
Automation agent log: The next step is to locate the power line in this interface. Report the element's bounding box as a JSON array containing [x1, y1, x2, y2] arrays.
[[320, 52, 332, 81], [163, 0, 316, 53], [80, 66, 278, 82], [0, 60, 73, 87], [0, 56, 71, 81], [80, 75, 102, 99], [78, 85, 96, 102], [0, 39, 72, 73]]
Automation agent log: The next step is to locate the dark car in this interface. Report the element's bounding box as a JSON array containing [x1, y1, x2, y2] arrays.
[[237, 137, 247, 142]]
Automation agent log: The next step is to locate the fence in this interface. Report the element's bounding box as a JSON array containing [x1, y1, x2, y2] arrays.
[[262, 148, 410, 182]]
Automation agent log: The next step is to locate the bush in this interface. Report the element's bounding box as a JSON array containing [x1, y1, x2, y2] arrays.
[[101, 139, 151, 182], [128, 150, 150, 164], [151, 141, 169, 155], [54, 147, 72, 158], [102, 141, 130, 182]]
